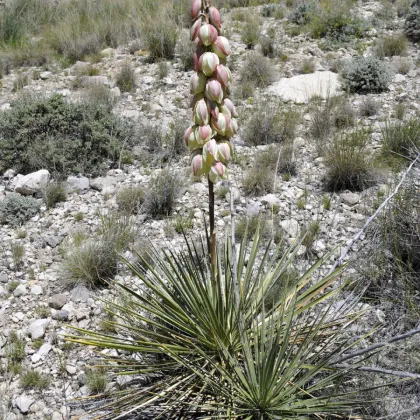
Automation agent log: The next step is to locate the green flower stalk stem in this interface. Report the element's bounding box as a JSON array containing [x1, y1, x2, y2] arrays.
[[186, 0, 238, 280]]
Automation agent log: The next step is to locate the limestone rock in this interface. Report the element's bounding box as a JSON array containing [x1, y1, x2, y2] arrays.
[[280, 219, 300, 237], [340, 192, 360, 206], [49, 293, 67, 310], [28, 318, 50, 339], [16, 394, 35, 414], [14, 169, 50, 195]]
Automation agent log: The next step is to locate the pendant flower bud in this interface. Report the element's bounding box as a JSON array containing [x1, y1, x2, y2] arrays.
[[225, 117, 238, 139], [207, 99, 219, 119], [219, 104, 231, 119], [195, 124, 213, 145], [190, 71, 207, 95], [193, 45, 204, 71], [215, 64, 232, 88], [191, 18, 201, 41], [203, 139, 218, 166], [209, 7, 222, 31], [217, 141, 232, 164], [211, 113, 230, 136], [199, 52, 220, 77], [194, 99, 209, 125], [212, 36, 231, 58], [205, 79, 223, 104], [209, 161, 227, 183], [184, 125, 196, 147], [198, 24, 218, 47], [191, 152, 210, 177], [191, 0, 201, 20], [223, 98, 238, 118]]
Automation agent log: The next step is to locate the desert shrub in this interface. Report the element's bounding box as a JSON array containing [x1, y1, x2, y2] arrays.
[[261, 4, 284, 19], [0, 194, 41, 227], [86, 367, 109, 394], [299, 57, 316, 74], [81, 84, 117, 110], [43, 181, 66, 209], [301, 220, 320, 250], [0, 94, 136, 177], [176, 30, 195, 71], [359, 97, 379, 117], [404, 4, 420, 41], [323, 129, 373, 191], [288, 1, 316, 25], [381, 118, 420, 159], [259, 28, 277, 58], [5, 332, 25, 363], [144, 169, 182, 218], [340, 56, 393, 94], [243, 101, 299, 146], [20, 370, 50, 390], [392, 57, 411, 74], [115, 61, 136, 92], [12, 72, 28, 92], [116, 186, 145, 215], [240, 51, 274, 88], [394, 102, 406, 120], [243, 163, 274, 196], [396, 0, 412, 17], [332, 99, 356, 129], [373, 35, 408, 58], [157, 61, 168, 79], [241, 13, 261, 49]]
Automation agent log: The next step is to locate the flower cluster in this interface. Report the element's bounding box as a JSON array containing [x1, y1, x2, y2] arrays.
[[185, 0, 238, 183]]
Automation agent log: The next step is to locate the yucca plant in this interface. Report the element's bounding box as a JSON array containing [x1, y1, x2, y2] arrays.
[[66, 228, 388, 419]]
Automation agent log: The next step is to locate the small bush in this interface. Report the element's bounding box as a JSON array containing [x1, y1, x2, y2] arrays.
[[392, 57, 411, 75], [240, 52, 274, 88], [301, 221, 320, 250], [144, 169, 182, 218], [332, 99, 355, 129], [176, 30, 195, 71], [0, 194, 41, 227], [157, 61, 168, 79], [404, 5, 420, 41], [299, 58, 316, 74], [288, 1, 316, 25], [373, 35, 408, 58], [323, 129, 373, 191], [86, 367, 108, 394], [11, 243, 24, 268], [241, 13, 261, 49], [243, 164, 274, 196], [394, 102, 406, 120], [381, 118, 420, 159], [259, 29, 276, 58], [5, 332, 25, 363], [43, 181, 66, 209], [115, 61, 136, 93], [20, 370, 50, 390], [359, 97, 379, 117], [340, 56, 393, 94], [12, 73, 29, 92], [243, 101, 299, 146], [116, 186, 145, 215]]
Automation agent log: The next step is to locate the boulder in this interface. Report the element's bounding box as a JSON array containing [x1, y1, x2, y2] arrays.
[[3, 169, 16, 179], [67, 175, 90, 192], [13, 284, 27, 297], [16, 394, 35, 414], [14, 169, 50, 195], [49, 293, 67, 310], [268, 71, 340, 104], [28, 318, 50, 339], [340, 192, 360, 206], [280, 219, 300, 238]]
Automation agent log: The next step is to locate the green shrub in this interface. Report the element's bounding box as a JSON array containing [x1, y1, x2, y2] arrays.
[[243, 101, 299, 146], [86, 367, 108, 394], [144, 169, 182, 218], [5, 332, 25, 363], [12, 72, 29, 92], [404, 4, 420, 41], [11, 242, 24, 268], [323, 129, 373, 191], [261, 4, 284, 19], [176, 30, 195, 71], [259, 29, 276, 58], [359, 97, 379, 117], [288, 1, 316, 25], [116, 186, 145, 215], [115, 61, 136, 93], [240, 51, 274, 88], [0, 194, 41, 227], [0, 94, 135, 177], [373, 35, 408, 58], [381, 118, 420, 159], [43, 181, 66, 209], [301, 221, 320, 250], [241, 13, 261, 49], [157, 60, 168, 79], [340, 56, 393, 94], [243, 163, 274, 196], [20, 370, 50, 390], [299, 57, 316, 74]]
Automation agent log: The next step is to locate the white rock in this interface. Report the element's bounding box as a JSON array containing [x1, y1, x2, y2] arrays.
[[260, 194, 280, 206], [280, 219, 300, 237], [16, 394, 35, 414], [14, 169, 50, 195], [268, 71, 340, 104], [31, 343, 52, 363], [13, 284, 27, 297], [340, 192, 360, 206], [67, 176, 90, 192], [30, 285, 43, 295], [28, 318, 50, 339], [3, 169, 16, 179]]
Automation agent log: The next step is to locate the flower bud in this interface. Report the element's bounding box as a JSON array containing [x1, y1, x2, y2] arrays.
[[217, 141, 232, 164], [191, 93, 204, 109], [215, 64, 232, 88], [211, 113, 230, 136], [205, 79, 223, 104], [199, 52, 219, 77], [190, 71, 207, 95], [184, 125, 196, 147], [209, 7, 222, 31], [219, 104, 231, 119], [195, 124, 213, 145], [194, 99, 210, 125], [223, 98, 238, 118], [225, 118, 238, 139], [198, 24, 218, 47], [203, 138, 218, 166], [212, 36, 231, 58], [191, 18, 201, 41], [193, 45, 204, 72], [209, 161, 227, 183], [191, 0, 202, 20], [207, 99, 220, 119], [191, 152, 210, 177]]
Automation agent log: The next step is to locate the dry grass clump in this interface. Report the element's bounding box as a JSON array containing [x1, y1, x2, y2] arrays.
[[241, 12, 261, 49], [115, 61, 136, 92], [42, 181, 67, 209], [373, 34, 408, 58], [240, 51, 275, 89], [116, 186, 145, 215], [381, 118, 420, 159], [359, 97, 379, 117]]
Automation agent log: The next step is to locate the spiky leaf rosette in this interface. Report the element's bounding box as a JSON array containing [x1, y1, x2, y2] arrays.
[[185, 0, 238, 184]]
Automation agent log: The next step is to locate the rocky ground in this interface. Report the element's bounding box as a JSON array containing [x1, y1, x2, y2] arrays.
[[0, 1, 419, 419]]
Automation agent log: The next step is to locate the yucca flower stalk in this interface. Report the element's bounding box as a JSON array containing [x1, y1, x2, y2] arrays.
[[185, 0, 238, 280]]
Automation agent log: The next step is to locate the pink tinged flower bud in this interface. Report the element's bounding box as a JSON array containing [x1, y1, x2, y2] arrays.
[[215, 65, 232, 88], [190, 72, 207, 95], [223, 98, 238, 118], [198, 24, 218, 47], [191, 0, 202, 20], [184, 125, 196, 147], [225, 118, 238, 139], [203, 139, 218, 166], [209, 7, 222, 31], [207, 99, 220, 119], [217, 141, 232, 164], [191, 18, 201, 41], [196, 124, 213, 145], [191, 153, 210, 177], [205, 79, 223, 104], [194, 99, 209, 125], [193, 45, 204, 72], [219, 104, 231, 119], [212, 36, 231, 58], [199, 52, 220, 77], [191, 93, 204, 109], [209, 161, 227, 183], [211, 113, 230, 136]]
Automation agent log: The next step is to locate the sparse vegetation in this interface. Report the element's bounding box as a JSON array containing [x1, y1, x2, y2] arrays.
[[20, 370, 50, 390], [381, 118, 420, 159], [176, 30, 194, 70], [240, 51, 274, 88], [373, 34, 408, 58], [0, 194, 41, 227], [86, 367, 109, 394], [43, 181, 67, 209], [116, 186, 145, 215], [241, 13, 261, 48], [115, 61, 136, 92], [299, 57, 316, 74], [5, 332, 25, 364], [359, 97, 379, 117]]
